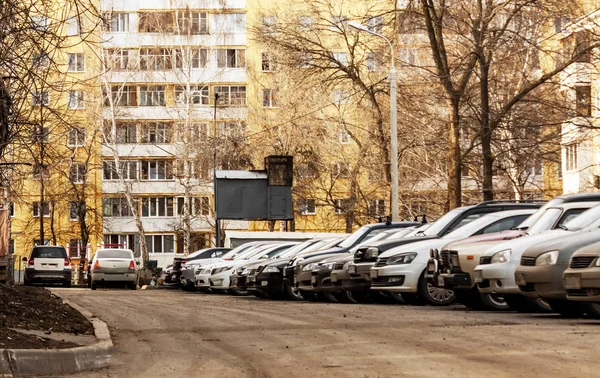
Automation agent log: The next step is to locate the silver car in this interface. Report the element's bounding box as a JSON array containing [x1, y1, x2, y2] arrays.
[[90, 249, 137, 290]]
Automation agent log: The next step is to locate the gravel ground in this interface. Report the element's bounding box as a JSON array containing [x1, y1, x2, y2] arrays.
[[56, 288, 600, 378]]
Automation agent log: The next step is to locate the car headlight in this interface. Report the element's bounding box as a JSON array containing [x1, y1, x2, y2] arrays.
[[365, 247, 380, 259], [291, 257, 304, 267], [450, 254, 460, 267], [241, 268, 251, 275], [536, 250, 559, 266], [262, 266, 280, 273], [320, 262, 336, 270], [491, 249, 511, 264], [596, 257, 600, 267], [302, 263, 316, 271], [387, 252, 417, 265]]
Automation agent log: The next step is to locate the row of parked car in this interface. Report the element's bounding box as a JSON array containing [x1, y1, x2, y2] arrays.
[[162, 193, 600, 318]]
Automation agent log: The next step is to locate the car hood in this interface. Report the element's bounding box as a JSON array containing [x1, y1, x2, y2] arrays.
[[316, 253, 352, 264], [480, 229, 570, 260], [570, 240, 600, 258], [299, 253, 348, 267], [521, 228, 600, 263], [444, 230, 526, 249], [380, 238, 451, 258]]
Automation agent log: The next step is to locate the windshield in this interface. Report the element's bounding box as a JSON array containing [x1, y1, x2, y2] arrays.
[[276, 240, 318, 259], [221, 243, 257, 260], [515, 198, 561, 229], [565, 204, 600, 231], [527, 208, 562, 235], [96, 249, 132, 259], [31, 247, 67, 258], [339, 226, 372, 248], [423, 208, 468, 236], [443, 213, 503, 239], [265, 244, 295, 258], [187, 249, 210, 259]]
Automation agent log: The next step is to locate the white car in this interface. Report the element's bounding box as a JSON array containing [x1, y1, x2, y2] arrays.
[[90, 248, 137, 290], [474, 204, 600, 310], [369, 209, 535, 305]]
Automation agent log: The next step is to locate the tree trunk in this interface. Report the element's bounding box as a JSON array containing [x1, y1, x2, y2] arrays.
[[448, 99, 462, 209], [479, 56, 494, 201]]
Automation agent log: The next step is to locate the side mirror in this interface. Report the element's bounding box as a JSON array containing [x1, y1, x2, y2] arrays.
[[22, 257, 27, 262]]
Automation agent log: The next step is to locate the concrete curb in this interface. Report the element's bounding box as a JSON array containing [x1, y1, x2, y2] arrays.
[[0, 292, 113, 376]]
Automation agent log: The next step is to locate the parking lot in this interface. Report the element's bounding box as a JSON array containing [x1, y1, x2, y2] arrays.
[[57, 288, 600, 378]]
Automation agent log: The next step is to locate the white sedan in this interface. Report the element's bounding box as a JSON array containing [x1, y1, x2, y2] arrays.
[[369, 209, 535, 305], [90, 248, 137, 290]]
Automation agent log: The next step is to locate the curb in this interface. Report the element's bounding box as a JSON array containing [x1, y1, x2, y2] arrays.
[[0, 292, 113, 376]]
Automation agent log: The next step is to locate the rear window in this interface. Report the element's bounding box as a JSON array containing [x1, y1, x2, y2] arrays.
[[96, 250, 133, 259], [31, 247, 67, 259]]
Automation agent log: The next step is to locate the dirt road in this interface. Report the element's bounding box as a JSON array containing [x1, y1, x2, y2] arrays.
[[56, 288, 600, 378]]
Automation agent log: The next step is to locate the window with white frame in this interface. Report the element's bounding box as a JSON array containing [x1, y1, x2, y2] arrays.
[[399, 47, 417, 65], [69, 202, 85, 221], [565, 143, 578, 171], [31, 15, 48, 31], [32, 91, 49, 106], [176, 11, 208, 34], [369, 199, 386, 217], [214, 86, 246, 106], [68, 90, 84, 109], [70, 163, 86, 183], [174, 85, 209, 105], [216, 49, 245, 68], [139, 86, 166, 106], [141, 160, 174, 180], [32, 126, 49, 143], [174, 48, 208, 69], [32, 51, 49, 69], [176, 196, 210, 216], [142, 197, 174, 217], [105, 12, 130, 32], [262, 89, 277, 108], [108, 85, 137, 106], [140, 122, 172, 143], [366, 16, 383, 33], [32, 163, 49, 180], [298, 16, 313, 31], [144, 234, 175, 253], [33, 201, 50, 217], [66, 16, 80, 36], [298, 199, 316, 215], [214, 13, 245, 33], [334, 199, 350, 214], [333, 52, 348, 66], [67, 127, 85, 147], [366, 52, 380, 72], [339, 127, 349, 144], [68, 53, 85, 72], [139, 12, 174, 33], [332, 89, 348, 104], [217, 121, 245, 140], [332, 162, 350, 177], [102, 198, 132, 217], [140, 48, 172, 70], [176, 122, 209, 143], [262, 15, 277, 35], [330, 15, 348, 31], [107, 49, 134, 70], [261, 53, 275, 72], [103, 160, 138, 180], [114, 123, 137, 143]]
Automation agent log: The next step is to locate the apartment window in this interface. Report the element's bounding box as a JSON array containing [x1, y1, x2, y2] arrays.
[[32, 126, 49, 143], [261, 53, 276, 72], [68, 53, 85, 72], [330, 15, 348, 31], [366, 52, 380, 72], [176, 122, 209, 143], [8, 202, 14, 218], [32, 164, 49, 180], [104, 160, 138, 180], [105, 12, 130, 32], [369, 199, 386, 217], [33, 201, 50, 217], [69, 202, 85, 221], [139, 86, 166, 106], [32, 91, 49, 106], [107, 49, 134, 70], [68, 239, 85, 257], [214, 13, 245, 33], [297, 162, 318, 178], [399, 48, 417, 65], [140, 122, 172, 143], [333, 52, 348, 66], [298, 199, 316, 215], [116, 123, 137, 143], [332, 162, 350, 177], [174, 48, 208, 69], [332, 89, 348, 104], [144, 234, 175, 253], [262, 89, 277, 108], [339, 127, 349, 144], [68, 90, 85, 109], [217, 121, 245, 140], [32, 52, 49, 69], [66, 16, 80, 36], [142, 197, 174, 217], [139, 12, 174, 33], [70, 163, 86, 183], [174, 85, 209, 105], [140, 48, 172, 70], [176, 197, 210, 216], [67, 127, 85, 147], [298, 16, 313, 31], [575, 30, 591, 63], [102, 198, 132, 217], [565, 143, 578, 171], [108, 85, 137, 106], [141, 160, 174, 180], [122, 161, 139, 180], [176, 11, 208, 34], [366, 16, 383, 33], [31, 15, 48, 31], [262, 16, 277, 35], [334, 199, 350, 215], [216, 49, 245, 68], [214, 86, 246, 106], [575, 85, 591, 117]]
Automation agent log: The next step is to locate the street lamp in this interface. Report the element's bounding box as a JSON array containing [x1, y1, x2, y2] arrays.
[[348, 21, 399, 222]]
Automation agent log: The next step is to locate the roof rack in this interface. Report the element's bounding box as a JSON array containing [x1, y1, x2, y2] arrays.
[[474, 200, 546, 207]]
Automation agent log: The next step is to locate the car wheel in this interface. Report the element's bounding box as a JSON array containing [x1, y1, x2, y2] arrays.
[[63, 281, 72, 288], [417, 273, 455, 306], [388, 292, 405, 304], [128, 283, 137, 290], [585, 303, 600, 319], [284, 283, 303, 301], [230, 288, 249, 296], [91, 281, 97, 290], [344, 290, 373, 304], [253, 291, 270, 299], [299, 290, 319, 302], [546, 299, 585, 318], [400, 293, 425, 305], [504, 295, 549, 313], [479, 293, 508, 311]]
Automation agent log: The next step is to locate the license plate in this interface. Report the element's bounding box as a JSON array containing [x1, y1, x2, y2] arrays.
[[437, 275, 445, 286], [474, 270, 483, 283], [348, 265, 356, 274], [564, 274, 581, 290], [331, 273, 338, 283], [370, 269, 378, 279], [515, 273, 527, 286], [261, 281, 269, 286], [311, 276, 316, 284]]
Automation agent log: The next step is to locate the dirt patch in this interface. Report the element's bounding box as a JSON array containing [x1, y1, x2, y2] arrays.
[[0, 327, 78, 349], [0, 284, 93, 337]]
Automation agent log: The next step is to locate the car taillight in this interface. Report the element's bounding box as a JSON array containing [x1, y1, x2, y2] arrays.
[[93, 260, 100, 270], [128, 260, 135, 270], [64, 258, 70, 267], [28, 258, 34, 266], [223, 258, 232, 261], [182, 260, 187, 265]]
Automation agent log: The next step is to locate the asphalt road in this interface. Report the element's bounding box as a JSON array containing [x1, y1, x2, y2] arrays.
[[55, 288, 600, 378]]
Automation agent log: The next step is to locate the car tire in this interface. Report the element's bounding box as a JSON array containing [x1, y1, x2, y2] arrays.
[[23, 279, 31, 287], [253, 291, 270, 299], [128, 283, 137, 290], [299, 290, 319, 302], [546, 299, 585, 318], [91, 281, 97, 290], [344, 290, 373, 304], [284, 283, 303, 301], [417, 272, 455, 306], [455, 288, 508, 311], [504, 295, 549, 313], [230, 288, 249, 296], [400, 293, 425, 305], [63, 281, 72, 288], [585, 303, 600, 318], [479, 293, 508, 311], [388, 292, 406, 304]]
